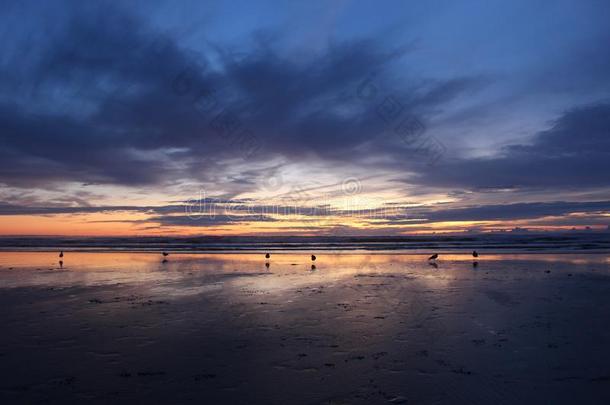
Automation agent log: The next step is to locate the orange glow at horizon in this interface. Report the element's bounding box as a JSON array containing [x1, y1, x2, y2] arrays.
[[0, 210, 605, 237]]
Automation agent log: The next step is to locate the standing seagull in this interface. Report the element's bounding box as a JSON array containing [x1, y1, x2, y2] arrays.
[[311, 255, 316, 262], [265, 253, 270, 259], [59, 251, 64, 258], [472, 250, 479, 258], [162, 252, 169, 257], [428, 253, 438, 261]]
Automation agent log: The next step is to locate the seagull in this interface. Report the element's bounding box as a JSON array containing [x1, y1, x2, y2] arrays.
[[59, 251, 64, 258], [265, 253, 270, 259], [428, 253, 438, 261], [311, 255, 316, 261], [472, 250, 479, 258], [162, 252, 169, 257]]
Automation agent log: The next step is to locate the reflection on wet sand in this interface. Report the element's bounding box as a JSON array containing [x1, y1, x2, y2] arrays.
[[0, 252, 610, 403]]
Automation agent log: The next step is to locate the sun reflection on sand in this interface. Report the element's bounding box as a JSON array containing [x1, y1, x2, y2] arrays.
[[1, 251, 608, 292]]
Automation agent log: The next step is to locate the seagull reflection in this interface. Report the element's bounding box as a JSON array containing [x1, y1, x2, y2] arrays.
[[59, 260, 63, 269], [265, 262, 270, 270], [311, 264, 317, 271], [428, 262, 438, 269]]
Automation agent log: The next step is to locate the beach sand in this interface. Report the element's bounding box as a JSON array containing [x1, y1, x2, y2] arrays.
[[1, 252, 609, 404]]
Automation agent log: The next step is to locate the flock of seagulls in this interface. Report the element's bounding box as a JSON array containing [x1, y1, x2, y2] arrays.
[[263, 253, 316, 261], [55, 249, 481, 269], [428, 250, 479, 261], [428, 250, 480, 267], [261, 253, 318, 270], [260, 251, 482, 270], [157, 251, 318, 267]]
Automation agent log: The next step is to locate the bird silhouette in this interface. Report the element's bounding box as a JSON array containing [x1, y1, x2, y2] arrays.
[[162, 252, 169, 257], [428, 253, 438, 261], [59, 251, 64, 258], [472, 250, 479, 258], [265, 253, 270, 259], [311, 255, 316, 261]]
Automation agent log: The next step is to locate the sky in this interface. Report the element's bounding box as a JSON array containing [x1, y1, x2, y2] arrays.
[[0, 0, 609, 236]]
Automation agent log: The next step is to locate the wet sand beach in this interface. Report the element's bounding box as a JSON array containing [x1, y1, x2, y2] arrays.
[[1, 252, 610, 404]]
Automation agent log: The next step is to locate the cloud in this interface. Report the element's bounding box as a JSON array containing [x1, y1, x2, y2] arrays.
[[0, 203, 175, 216], [146, 214, 278, 227], [0, 2, 482, 190], [412, 102, 610, 189], [408, 200, 610, 222]]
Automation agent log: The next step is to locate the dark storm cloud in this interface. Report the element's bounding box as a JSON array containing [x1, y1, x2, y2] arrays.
[[0, 2, 481, 188], [412, 200, 610, 222], [146, 214, 278, 227], [0, 202, 182, 216], [413, 102, 610, 189], [0, 199, 356, 219], [0, 103, 186, 186]]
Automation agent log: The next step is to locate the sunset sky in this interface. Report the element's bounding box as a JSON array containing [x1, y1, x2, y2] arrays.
[[1, 0, 609, 236]]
